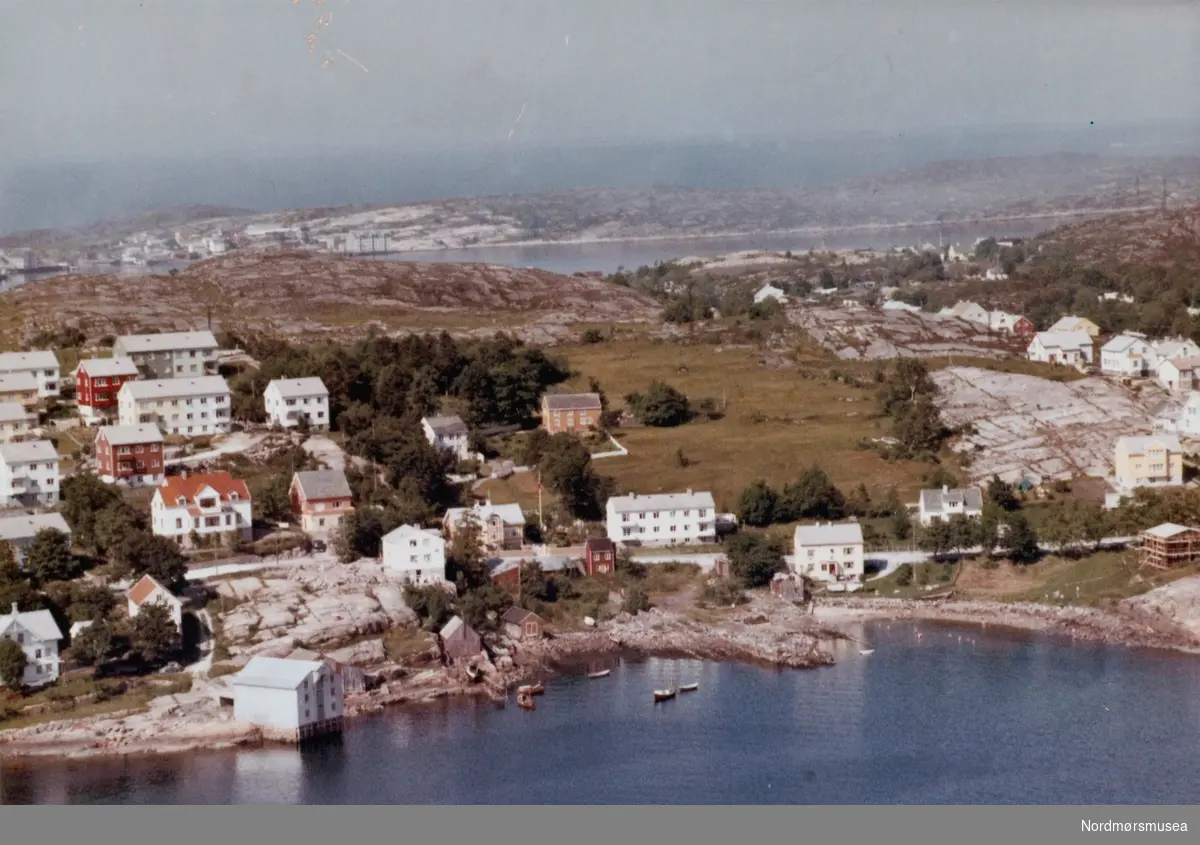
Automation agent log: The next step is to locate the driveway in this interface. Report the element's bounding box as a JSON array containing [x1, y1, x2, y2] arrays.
[[165, 432, 269, 466]]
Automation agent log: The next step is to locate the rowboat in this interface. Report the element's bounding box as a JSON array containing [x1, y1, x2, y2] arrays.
[[517, 692, 535, 711], [859, 649, 875, 656], [679, 682, 699, 692], [518, 682, 545, 696], [587, 669, 611, 679], [653, 678, 678, 703]]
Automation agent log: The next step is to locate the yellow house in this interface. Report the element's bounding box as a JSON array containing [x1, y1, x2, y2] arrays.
[[1048, 315, 1101, 337], [1114, 434, 1184, 491]]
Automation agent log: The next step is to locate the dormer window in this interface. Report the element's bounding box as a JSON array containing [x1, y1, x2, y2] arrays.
[[176, 496, 187, 506], [229, 492, 239, 501]]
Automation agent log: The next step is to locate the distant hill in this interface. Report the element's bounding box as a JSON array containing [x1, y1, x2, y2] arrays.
[[1031, 205, 1200, 271]]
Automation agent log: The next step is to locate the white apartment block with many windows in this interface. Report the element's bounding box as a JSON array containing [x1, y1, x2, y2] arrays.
[[117, 376, 232, 436], [113, 331, 220, 379], [605, 490, 717, 547], [263, 378, 330, 431], [0, 350, 60, 399], [0, 440, 60, 507]]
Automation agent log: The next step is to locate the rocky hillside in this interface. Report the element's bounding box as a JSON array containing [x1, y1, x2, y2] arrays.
[[1032, 205, 1200, 270], [1, 251, 658, 345]]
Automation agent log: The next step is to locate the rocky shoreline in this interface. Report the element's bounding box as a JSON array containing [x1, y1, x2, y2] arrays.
[[3, 595, 1198, 761]]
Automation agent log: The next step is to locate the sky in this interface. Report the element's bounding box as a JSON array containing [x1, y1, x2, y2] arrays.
[[2, 0, 1199, 164]]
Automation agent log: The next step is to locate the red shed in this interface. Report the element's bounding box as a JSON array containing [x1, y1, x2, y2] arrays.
[[501, 607, 543, 641], [584, 536, 617, 576]]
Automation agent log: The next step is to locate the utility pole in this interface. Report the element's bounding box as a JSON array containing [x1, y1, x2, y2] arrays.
[[537, 470, 544, 533]]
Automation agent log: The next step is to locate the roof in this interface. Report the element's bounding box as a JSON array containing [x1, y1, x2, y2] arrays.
[[1101, 334, 1149, 354], [585, 536, 616, 553], [0, 401, 33, 423], [502, 607, 540, 625], [120, 376, 229, 400], [1031, 331, 1092, 350], [440, 616, 465, 639], [285, 647, 322, 662], [0, 512, 71, 544], [75, 357, 139, 378], [606, 490, 716, 513], [126, 574, 181, 607], [919, 487, 984, 513], [1048, 316, 1095, 332], [794, 521, 864, 547], [266, 377, 328, 398], [1116, 434, 1183, 455], [97, 424, 163, 447], [0, 350, 58, 372], [114, 331, 218, 353], [1163, 356, 1200, 372], [0, 606, 63, 642], [1143, 522, 1198, 539], [293, 469, 352, 501], [231, 655, 323, 690], [0, 372, 38, 393], [542, 392, 602, 412], [157, 471, 251, 505], [445, 501, 525, 527], [382, 524, 443, 545], [487, 556, 574, 578], [423, 414, 468, 436], [0, 440, 58, 465]]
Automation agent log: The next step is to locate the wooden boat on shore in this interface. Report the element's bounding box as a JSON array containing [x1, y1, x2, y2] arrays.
[[679, 682, 699, 692], [587, 669, 611, 679]]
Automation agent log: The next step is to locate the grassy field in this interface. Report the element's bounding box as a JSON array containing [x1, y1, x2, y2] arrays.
[[558, 339, 932, 512], [0, 674, 193, 731], [867, 561, 959, 598], [475, 472, 548, 512]]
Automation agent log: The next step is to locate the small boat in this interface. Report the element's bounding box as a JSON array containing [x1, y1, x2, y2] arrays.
[[859, 649, 875, 656], [517, 692, 535, 710], [653, 677, 678, 703], [587, 669, 611, 679], [679, 682, 699, 693], [518, 682, 545, 696]]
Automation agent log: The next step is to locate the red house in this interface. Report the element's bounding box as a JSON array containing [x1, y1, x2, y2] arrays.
[[95, 423, 165, 487], [1011, 315, 1036, 336], [75, 357, 139, 424], [584, 536, 617, 576]]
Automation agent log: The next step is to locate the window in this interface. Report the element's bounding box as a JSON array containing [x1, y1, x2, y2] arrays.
[[843, 547, 853, 555], [16, 633, 23, 644], [95, 377, 108, 387], [134, 445, 144, 454], [175, 518, 183, 529], [225, 514, 231, 525], [35, 648, 42, 658], [807, 549, 814, 558]]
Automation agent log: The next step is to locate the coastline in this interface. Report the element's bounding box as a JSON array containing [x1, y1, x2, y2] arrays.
[[2, 595, 1196, 762]]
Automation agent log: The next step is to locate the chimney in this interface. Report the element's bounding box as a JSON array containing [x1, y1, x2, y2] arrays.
[[685, 488, 692, 495], [942, 485, 949, 494], [10, 602, 17, 616]]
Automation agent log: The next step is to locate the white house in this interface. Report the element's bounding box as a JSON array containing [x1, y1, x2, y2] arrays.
[[381, 524, 448, 585], [1047, 315, 1100, 337], [1164, 392, 1200, 437], [0, 603, 63, 687], [113, 331, 220, 380], [1158, 357, 1200, 392], [1101, 292, 1136, 304], [0, 372, 41, 409], [0, 401, 36, 444], [150, 471, 253, 547], [444, 500, 527, 551], [0, 350, 60, 399], [0, 513, 71, 569], [231, 655, 345, 740], [918, 486, 984, 527], [422, 415, 470, 461], [947, 300, 990, 326], [1027, 331, 1094, 366], [984, 268, 1008, 281], [0, 440, 60, 507], [263, 378, 330, 431], [118, 376, 231, 436], [1151, 338, 1200, 372], [604, 490, 717, 547], [753, 283, 788, 305], [125, 573, 184, 630], [792, 522, 865, 584], [1100, 334, 1154, 377]]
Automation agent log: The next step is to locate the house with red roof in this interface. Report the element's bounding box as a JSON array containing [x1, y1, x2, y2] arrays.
[[150, 470, 253, 547], [125, 573, 184, 629]]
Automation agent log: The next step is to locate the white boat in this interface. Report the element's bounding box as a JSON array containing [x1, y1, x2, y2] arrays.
[[859, 649, 875, 656], [587, 669, 611, 679], [679, 682, 699, 692]]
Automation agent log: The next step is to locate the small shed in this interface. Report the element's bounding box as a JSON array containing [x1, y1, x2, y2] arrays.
[[440, 615, 483, 664], [501, 607, 543, 641]]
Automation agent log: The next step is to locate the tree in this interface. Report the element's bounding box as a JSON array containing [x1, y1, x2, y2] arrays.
[[894, 395, 947, 456], [94, 502, 140, 555], [777, 466, 845, 521], [520, 429, 551, 467], [538, 434, 605, 517], [737, 480, 777, 527], [724, 533, 786, 588], [1040, 502, 1087, 556], [986, 474, 1019, 511], [0, 544, 32, 611], [626, 381, 690, 427], [66, 581, 118, 623], [114, 531, 187, 589], [845, 483, 872, 517], [25, 529, 77, 584], [621, 583, 651, 614], [72, 622, 117, 666], [945, 514, 980, 553], [403, 584, 454, 631], [0, 638, 26, 689], [129, 603, 180, 667], [249, 474, 292, 525], [1079, 502, 1109, 551], [1003, 513, 1040, 564], [978, 508, 1001, 555], [918, 519, 953, 557], [460, 585, 513, 632], [60, 473, 128, 554], [890, 506, 912, 541], [446, 513, 489, 592], [876, 359, 937, 418]]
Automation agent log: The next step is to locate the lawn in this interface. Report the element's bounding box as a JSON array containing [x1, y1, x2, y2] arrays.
[[0, 674, 193, 731], [559, 340, 931, 512], [475, 471, 548, 513], [866, 561, 959, 598]]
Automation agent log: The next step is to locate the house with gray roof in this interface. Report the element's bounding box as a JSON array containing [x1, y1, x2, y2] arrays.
[[422, 414, 470, 461], [289, 469, 353, 534], [792, 521, 864, 584], [918, 485, 984, 527], [232, 655, 344, 741], [0, 602, 64, 687]]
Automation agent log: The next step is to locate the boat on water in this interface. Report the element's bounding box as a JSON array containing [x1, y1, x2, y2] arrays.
[[679, 682, 699, 692], [859, 649, 875, 656], [519, 682, 546, 696], [517, 692, 535, 710], [653, 678, 678, 703], [587, 669, 611, 679]]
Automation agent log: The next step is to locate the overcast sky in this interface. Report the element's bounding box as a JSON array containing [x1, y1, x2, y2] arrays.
[[2, 0, 1198, 163]]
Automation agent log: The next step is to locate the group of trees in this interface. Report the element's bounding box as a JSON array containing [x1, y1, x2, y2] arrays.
[[625, 381, 690, 428], [724, 533, 787, 587], [737, 467, 853, 527], [917, 511, 1039, 563], [874, 359, 950, 458]]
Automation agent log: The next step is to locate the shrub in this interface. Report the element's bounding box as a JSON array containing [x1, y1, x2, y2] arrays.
[[701, 578, 747, 606], [621, 584, 651, 615], [894, 563, 914, 587]]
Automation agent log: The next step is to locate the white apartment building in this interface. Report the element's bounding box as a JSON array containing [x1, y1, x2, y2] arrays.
[[792, 522, 865, 584], [118, 376, 231, 436], [381, 524, 448, 585], [0, 401, 36, 443], [604, 490, 717, 547], [232, 656, 345, 740], [0, 350, 60, 399], [0, 603, 64, 688], [0, 372, 41, 409], [263, 377, 330, 431], [112, 331, 220, 380], [0, 513, 71, 569], [422, 415, 470, 461], [0, 440, 60, 507]]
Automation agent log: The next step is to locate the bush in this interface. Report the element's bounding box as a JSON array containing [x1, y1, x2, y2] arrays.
[[894, 563, 914, 587], [621, 584, 651, 615], [701, 578, 747, 607]]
